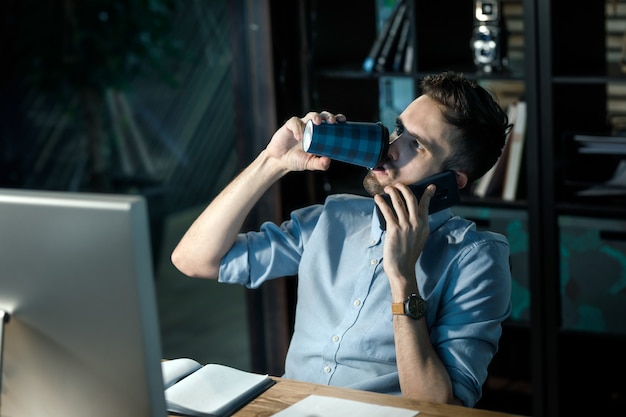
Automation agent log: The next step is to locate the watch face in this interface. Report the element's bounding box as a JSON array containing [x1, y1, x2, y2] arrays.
[[407, 297, 418, 316], [406, 294, 426, 320]]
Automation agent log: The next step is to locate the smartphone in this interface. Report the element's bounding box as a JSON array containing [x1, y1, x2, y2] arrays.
[[376, 170, 460, 230]]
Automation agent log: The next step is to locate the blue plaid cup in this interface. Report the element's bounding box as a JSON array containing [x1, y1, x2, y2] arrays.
[[302, 120, 390, 168]]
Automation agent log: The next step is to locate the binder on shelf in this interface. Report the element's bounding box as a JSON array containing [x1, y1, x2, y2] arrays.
[[374, 0, 409, 72], [402, 27, 415, 73], [502, 100, 527, 201], [473, 101, 518, 198], [362, 0, 405, 73], [392, 10, 412, 72], [402, 0, 415, 73]]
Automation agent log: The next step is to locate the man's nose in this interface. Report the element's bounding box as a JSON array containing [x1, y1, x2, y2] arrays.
[[386, 138, 400, 161]]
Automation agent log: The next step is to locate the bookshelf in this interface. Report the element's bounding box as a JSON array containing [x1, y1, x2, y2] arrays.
[[269, 0, 626, 416]]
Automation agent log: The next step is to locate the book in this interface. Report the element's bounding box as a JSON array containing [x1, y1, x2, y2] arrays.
[[502, 100, 527, 201], [362, 0, 405, 72], [402, 0, 415, 74], [577, 159, 626, 196], [402, 0, 415, 73], [392, 12, 412, 72], [573, 134, 626, 154], [161, 358, 274, 417], [374, 0, 408, 72], [473, 101, 518, 198], [403, 36, 414, 73]]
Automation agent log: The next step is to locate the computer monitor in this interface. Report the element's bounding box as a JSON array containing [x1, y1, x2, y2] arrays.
[[0, 188, 167, 417]]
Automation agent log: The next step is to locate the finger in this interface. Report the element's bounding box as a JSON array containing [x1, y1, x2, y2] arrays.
[[302, 111, 347, 126], [385, 186, 409, 225], [396, 183, 417, 210], [394, 184, 419, 226], [307, 155, 331, 171], [301, 111, 322, 125], [418, 184, 436, 219], [374, 193, 395, 226], [319, 110, 342, 124], [286, 116, 307, 141]]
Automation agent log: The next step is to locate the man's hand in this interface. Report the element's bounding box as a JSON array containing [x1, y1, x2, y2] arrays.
[[375, 183, 435, 291], [265, 111, 346, 172]]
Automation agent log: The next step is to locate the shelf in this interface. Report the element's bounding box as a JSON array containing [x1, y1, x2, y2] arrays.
[[316, 67, 526, 82], [553, 63, 626, 84], [459, 194, 528, 210], [556, 200, 626, 218]]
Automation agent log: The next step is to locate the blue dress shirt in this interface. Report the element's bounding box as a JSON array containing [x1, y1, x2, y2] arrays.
[[219, 194, 512, 407]]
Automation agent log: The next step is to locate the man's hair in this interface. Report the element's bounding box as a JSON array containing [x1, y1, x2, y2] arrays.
[[420, 71, 512, 185]]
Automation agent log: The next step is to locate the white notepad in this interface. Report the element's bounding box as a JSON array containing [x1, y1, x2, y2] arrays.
[[271, 394, 419, 417]]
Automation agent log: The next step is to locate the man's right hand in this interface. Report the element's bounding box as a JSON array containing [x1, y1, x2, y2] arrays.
[[265, 111, 346, 172]]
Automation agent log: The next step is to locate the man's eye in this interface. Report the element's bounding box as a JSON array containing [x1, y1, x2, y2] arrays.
[[395, 124, 404, 135]]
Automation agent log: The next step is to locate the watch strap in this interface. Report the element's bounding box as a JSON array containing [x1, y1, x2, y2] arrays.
[[391, 302, 405, 315]]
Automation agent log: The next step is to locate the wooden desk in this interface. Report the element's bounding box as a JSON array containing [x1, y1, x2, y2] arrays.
[[169, 376, 525, 417]]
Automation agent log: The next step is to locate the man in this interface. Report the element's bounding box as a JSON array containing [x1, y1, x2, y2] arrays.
[[171, 71, 512, 407]]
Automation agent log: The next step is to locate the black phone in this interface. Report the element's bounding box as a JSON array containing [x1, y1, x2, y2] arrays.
[[376, 170, 460, 230]]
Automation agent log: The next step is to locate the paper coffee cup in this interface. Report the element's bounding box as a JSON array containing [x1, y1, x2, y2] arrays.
[[302, 120, 389, 169]]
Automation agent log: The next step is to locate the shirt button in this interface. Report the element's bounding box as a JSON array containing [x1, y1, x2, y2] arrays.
[[370, 258, 378, 265], [369, 240, 376, 245], [332, 335, 339, 343], [353, 299, 361, 307], [324, 366, 332, 374]]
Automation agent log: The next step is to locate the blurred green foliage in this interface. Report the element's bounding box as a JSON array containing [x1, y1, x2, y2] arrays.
[[1, 0, 182, 191], [2, 0, 180, 95]]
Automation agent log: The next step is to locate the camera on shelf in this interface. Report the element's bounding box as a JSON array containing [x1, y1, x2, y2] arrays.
[[471, 0, 507, 73]]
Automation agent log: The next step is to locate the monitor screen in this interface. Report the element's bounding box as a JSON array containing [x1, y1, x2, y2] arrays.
[[0, 188, 166, 417]]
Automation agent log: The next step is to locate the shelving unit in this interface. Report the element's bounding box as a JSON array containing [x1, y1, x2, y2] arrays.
[[535, 1, 626, 417], [271, 0, 626, 416]]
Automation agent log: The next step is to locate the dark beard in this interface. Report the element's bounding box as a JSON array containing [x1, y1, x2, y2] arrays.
[[362, 171, 385, 196]]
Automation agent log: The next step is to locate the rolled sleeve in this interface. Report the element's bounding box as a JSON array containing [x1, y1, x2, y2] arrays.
[[218, 234, 252, 286], [218, 205, 324, 288], [428, 237, 512, 407]]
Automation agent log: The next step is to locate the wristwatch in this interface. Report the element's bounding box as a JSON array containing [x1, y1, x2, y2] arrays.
[[391, 293, 426, 320]]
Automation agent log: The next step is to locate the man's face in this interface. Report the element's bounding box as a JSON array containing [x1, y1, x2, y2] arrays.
[[363, 94, 457, 195]]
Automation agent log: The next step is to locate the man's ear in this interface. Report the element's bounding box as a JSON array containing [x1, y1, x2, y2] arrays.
[[456, 171, 468, 190]]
